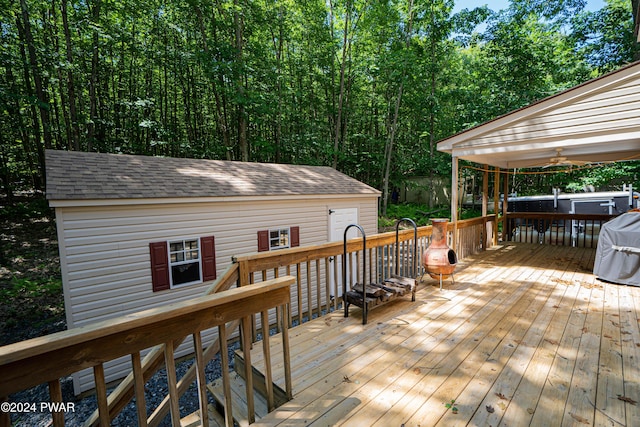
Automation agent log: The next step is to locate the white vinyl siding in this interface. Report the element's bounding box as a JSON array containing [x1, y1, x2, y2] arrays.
[[453, 76, 640, 148], [55, 195, 377, 393]]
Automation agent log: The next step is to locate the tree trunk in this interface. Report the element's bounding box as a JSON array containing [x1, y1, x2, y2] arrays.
[[14, 16, 44, 190], [18, 0, 52, 184], [428, 68, 436, 209], [382, 0, 414, 216], [633, 0, 639, 61], [234, 0, 248, 161], [332, 0, 350, 169], [4, 50, 39, 189], [61, 0, 80, 150], [271, 6, 284, 163], [0, 129, 15, 203], [194, 5, 231, 157], [87, 0, 101, 151]]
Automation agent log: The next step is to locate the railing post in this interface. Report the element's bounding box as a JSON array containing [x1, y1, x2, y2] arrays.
[[218, 323, 233, 427], [192, 332, 209, 427], [93, 365, 110, 427], [48, 379, 64, 427], [241, 315, 255, 424], [280, 303, 293, 400], [260, 310, 275, 412], [163, 341, 180, 427], [131, 352, 148, 427], [238, 259, 250, 288]]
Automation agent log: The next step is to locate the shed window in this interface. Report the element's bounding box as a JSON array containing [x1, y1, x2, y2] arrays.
[[169, 239, 201, 287], [270, 228, 290, 250], [258, 226, 300, 252], [150, 236, 217, 292]]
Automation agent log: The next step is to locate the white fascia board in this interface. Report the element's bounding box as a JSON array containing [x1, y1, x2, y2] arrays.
[[47, 192, 380, 208]]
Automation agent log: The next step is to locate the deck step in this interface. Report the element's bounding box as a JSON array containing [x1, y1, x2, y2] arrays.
[[233, 350, 290, 408], [180, 403, 225, 427], [207, 373, 269, 427]]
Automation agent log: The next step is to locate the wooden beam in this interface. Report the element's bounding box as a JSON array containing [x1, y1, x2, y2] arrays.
[[93, 365, 109, 427], [48, 379, 64, 427], [493, 167, 500, 246], [451, 155, 459, 250], [192, 332, 209, 427], [482, 164, 489, 249], [218, 323, 233, 427], [482, 164, 488, 218], [130, 352, 148, 427], [163, 341, 180, 427], [503, 168, 509, 240]]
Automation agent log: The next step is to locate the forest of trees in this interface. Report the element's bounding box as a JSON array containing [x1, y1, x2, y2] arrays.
[[1, 0, 639, 208]]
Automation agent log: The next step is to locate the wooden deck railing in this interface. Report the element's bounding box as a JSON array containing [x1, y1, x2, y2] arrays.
[[1, 217, 493, 426], [0, 276, 294, 427], [503, 212, 615, 248], [233, 216, 494, 332]]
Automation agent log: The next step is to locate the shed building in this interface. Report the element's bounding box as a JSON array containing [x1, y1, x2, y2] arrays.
[[45, 149, 380, 394]]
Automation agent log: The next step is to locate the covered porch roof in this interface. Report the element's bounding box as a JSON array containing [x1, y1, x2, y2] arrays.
[[437, 60, 640, 169]]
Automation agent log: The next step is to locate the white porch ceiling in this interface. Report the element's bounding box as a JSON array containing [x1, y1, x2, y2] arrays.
[[437, 61, 640, 169]]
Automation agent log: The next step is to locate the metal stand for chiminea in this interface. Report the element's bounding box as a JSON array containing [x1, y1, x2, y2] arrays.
[[432, 271, 455, 291]]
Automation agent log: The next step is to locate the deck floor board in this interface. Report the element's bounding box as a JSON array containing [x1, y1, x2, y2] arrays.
[[239, 243, 640, 427]]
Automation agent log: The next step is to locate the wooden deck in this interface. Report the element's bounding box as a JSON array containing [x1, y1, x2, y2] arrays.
[[237, 242, 640, 427]]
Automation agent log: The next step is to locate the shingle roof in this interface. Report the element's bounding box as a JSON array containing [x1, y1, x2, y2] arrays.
[[45, 150, 380, 201]]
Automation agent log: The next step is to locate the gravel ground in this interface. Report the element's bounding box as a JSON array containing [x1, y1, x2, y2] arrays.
[[8, 342, 240, 427]]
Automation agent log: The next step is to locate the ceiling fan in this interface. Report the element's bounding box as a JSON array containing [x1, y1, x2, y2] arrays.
[[541, 148, 590, 168]]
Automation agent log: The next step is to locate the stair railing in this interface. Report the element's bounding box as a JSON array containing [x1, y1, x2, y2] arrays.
[[0, 276, 294, 427]]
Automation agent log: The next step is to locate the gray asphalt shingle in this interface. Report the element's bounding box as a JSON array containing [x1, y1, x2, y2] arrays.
[[45, 150, 380, 200]]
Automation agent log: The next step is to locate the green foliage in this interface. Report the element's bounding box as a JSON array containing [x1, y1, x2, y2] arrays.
[[0, 277, 62, 300], [0, 197, 51, 220], [445, 399, 459, 414], [378, 202, 481, 230], [0, 0, 634, 199], [379, 203, 447, 228], [508, 161, 640, 196], [570, 0, 639, 72], [0, 194, 63, 344], [563, 162, 640, 192]]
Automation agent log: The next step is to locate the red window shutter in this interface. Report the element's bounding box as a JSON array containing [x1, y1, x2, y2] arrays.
[[149, 241, 170, 292], [257, 230, 269, 252], [200, 236, 217, 281], [290, 226, 300, 247]]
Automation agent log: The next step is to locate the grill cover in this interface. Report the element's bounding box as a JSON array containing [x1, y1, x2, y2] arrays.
[[593, 212, 640, 286]]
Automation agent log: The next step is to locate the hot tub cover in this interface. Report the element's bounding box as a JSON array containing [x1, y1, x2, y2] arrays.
[[593, 211, 640, 286]]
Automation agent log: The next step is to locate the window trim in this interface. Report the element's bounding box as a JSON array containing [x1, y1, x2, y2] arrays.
[[269, 227, 291, 251], [168, 237, 202, 288]]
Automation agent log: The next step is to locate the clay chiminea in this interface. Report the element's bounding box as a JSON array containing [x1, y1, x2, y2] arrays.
[[422, 218, 457, 289]]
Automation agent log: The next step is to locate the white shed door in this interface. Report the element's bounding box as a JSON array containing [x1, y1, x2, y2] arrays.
[[329, 208, 359, 297], [329, 208, 359, 242]]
